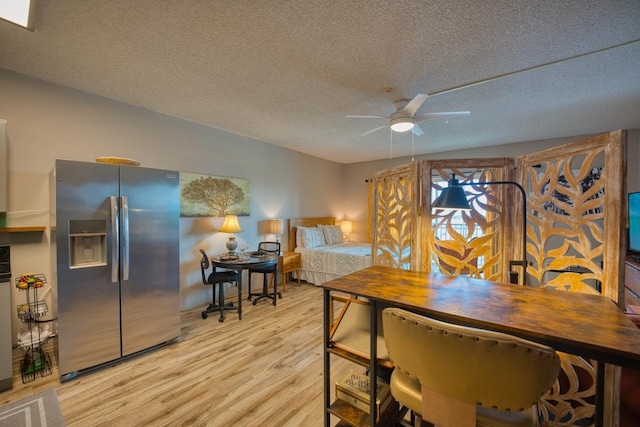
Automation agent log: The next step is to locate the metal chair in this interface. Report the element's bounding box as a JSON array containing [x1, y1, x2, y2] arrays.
[[382, 307, 561, 427], [199, 249, 239, 322], [247, 241, 282, 304]]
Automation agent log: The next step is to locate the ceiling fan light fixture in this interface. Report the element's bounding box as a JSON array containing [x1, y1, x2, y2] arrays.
[[389, 116, 415, 132]]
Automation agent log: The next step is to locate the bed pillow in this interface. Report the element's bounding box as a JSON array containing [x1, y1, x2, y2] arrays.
[[318, 224, 344, 245], [297, 226, 327, 248]]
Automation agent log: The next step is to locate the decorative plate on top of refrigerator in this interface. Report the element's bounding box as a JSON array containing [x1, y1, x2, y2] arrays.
[[95, 156, 141, 166]]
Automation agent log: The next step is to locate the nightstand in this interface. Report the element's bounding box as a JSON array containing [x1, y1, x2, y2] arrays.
[[279, 251, 301, 291]]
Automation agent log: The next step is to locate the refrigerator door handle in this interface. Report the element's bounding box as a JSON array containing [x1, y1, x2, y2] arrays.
[[121, 196, 130, 281], [110, 196, 119, 283]]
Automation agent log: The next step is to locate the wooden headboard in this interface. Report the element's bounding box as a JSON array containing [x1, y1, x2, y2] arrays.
[[288, 217, 336, 252]]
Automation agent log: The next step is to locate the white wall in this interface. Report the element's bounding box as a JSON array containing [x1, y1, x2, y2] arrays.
[[0, 70, 347, 343]]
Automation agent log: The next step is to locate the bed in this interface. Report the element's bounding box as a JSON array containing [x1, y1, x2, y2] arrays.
[[287, 217, 372, 286]]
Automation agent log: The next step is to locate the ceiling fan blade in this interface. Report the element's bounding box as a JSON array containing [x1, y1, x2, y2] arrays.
[[411, 124, 424, 136], [399, 94, 429, 116], [361, 125, 389, 136], [346, 115, 386, 119], [414, 111, 471, 122]]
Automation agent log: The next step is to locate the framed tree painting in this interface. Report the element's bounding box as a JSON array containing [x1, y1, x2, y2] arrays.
[[180, 172, 250, 217]]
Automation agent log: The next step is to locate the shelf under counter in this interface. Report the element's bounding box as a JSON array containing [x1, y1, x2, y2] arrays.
[[327, 347, 373, 368], [329, 398, 405, 427]]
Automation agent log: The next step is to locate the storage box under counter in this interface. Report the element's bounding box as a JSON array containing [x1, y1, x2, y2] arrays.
[[335, 370, 394, 421]]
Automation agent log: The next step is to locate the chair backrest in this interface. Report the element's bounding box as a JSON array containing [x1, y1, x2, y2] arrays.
[[382, 308, 560, 413], [258, 241, 281, 255], [199, 249, 210, 284]]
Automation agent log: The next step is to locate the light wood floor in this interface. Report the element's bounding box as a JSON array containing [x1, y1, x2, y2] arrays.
[[0, 282, 355, 426]]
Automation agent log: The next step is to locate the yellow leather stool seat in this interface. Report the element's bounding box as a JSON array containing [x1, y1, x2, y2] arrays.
[[390, 358, 540, 427], [382, 308, 561, 427], [390, 369, 421, 414]]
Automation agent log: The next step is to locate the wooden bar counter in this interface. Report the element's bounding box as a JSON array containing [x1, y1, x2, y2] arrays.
[[321, 266, 640, 426]]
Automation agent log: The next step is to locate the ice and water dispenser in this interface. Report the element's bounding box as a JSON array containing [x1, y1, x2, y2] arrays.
[[68, 219, 107, 268]]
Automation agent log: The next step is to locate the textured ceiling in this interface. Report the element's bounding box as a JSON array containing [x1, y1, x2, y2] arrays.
[[1, 1, 639, 164]]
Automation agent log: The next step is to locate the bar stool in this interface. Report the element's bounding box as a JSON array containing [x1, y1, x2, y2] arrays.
[[382, 308, 561, 426]]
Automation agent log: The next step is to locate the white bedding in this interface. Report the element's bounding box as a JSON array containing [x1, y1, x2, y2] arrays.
[[294, 242, 372, 285]]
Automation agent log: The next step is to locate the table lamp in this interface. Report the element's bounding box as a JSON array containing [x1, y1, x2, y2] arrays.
[[341, 220, 352, 241], [267, 218, 283, 242], [219, 214, 242, 254]]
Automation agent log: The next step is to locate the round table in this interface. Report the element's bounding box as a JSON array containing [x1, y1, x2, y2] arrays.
[[211, 253, 280, 314]]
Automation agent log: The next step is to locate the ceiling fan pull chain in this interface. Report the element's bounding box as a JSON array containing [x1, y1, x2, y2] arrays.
[[412, 131, 415, 161]]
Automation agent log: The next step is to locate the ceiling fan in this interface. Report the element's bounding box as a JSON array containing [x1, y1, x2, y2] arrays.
[[347, 94, 470, 136]]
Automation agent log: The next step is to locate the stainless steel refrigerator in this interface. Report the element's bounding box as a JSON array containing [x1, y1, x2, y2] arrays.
[[50, 159, 180, 379]]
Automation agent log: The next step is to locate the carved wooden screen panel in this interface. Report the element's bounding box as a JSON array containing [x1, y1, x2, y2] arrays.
[[367, 179, 373, 243], [421, 158, 515, 282], [517, 130, 627, 426], [371, 162, 420, 269]]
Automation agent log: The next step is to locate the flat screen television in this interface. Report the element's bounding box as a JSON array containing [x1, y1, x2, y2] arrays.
[[628, 192, 640, 259]]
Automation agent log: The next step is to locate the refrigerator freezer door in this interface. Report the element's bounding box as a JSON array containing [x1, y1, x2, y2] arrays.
[[55, 160, 121, 375], [119, 166, 180, 356]]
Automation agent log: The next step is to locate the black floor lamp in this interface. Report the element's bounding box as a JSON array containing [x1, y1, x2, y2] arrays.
[[432, 174, 529, 285]]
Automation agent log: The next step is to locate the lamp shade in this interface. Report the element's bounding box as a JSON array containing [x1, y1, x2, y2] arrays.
[[340, 220, 353, 234], [432, 175, 472, 210], [267, 219, 283, 235], [219, 214, 242, 233], [432, 187, 472, 210]]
